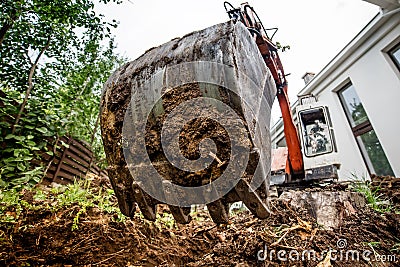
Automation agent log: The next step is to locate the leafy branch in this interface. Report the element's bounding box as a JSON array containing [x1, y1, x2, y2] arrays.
[[0, 0, 124, 190]]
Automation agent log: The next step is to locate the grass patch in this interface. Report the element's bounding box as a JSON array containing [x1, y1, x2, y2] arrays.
[[350, 174, 394, 213], [0, 177, 126, 231]]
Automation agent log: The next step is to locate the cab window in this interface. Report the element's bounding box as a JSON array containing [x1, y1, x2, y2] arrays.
[[298, 107, 333, 157]]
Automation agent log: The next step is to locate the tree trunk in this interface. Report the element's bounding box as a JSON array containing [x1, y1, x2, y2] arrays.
[[0, 23, 13, 47], [12, 35, 51, 134], [42, 73, 91, 179], [90, 113, 100, 146], [0, 10, 18, 47]]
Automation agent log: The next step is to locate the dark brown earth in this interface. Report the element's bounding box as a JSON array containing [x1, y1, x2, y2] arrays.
[[1, 176, 399, 267], [145, 83, 239, 187]]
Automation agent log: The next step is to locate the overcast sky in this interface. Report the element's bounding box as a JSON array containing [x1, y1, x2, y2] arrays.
[[96, 0, 379, 122]]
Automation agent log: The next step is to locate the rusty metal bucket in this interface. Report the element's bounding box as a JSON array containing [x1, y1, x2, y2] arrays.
[[100, 20, 276, 223]]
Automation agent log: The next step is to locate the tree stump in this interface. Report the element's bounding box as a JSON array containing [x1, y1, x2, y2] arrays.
[[280, 190, 366, 229]]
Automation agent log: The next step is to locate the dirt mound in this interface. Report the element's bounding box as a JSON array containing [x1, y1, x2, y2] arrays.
[[1, 177, 399, 267]]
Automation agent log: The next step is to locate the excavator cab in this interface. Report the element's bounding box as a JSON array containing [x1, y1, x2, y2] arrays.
[[296, 95, 339, 183], [271, 95, 339, 188], [299, 107, 334, 157]]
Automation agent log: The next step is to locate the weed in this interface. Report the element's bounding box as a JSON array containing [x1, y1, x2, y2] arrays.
[[72, 204, 90, 231], [189, 211, 205, 222], [391, 243, 400, 252], [155, 212, 176, 230], [0, 177, 126, 231], [0, 188, 22, 224], [363, 241, 381, 248], [33, 189, 47, 202], [350, 174, 394, 213]]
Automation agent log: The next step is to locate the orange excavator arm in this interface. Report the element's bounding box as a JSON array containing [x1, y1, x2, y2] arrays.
[[224, 2, 305, 180]]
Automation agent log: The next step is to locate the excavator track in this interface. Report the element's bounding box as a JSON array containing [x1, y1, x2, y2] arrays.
[[100, 20, 276, 224]]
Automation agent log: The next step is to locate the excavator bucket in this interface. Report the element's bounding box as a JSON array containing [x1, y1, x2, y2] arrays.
[[100, 20, 276, 224]]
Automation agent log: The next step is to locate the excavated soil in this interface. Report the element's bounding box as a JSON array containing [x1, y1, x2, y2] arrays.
[[145, 83, 245, 187], [1, 177, 399, 267]]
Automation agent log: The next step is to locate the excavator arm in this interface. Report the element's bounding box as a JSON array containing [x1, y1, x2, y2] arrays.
[[224, 2, 305, 181]]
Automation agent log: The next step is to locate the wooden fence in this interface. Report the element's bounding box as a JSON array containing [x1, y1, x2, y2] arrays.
[[1, 90, 107, 185], [40, 136, 107, 185]]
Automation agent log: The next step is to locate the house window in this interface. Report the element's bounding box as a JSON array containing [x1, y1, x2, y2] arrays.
[[338, 83, 394, 176], [389, 42, 400, 71]]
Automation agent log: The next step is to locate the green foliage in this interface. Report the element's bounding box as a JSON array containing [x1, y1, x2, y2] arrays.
[[275, 41, 290, 52], [0, 89, 56, 189], [189, 210, 205, 222], [72, 205, 89, 231], [155, 212, 176, 230], [351, 174, 394, 213], [56, 179, 126, 229], [0, 188, 22, 224], [50, 179, 126, 230], [0, 178, 126, 230], [0, 0, 120, 93], [357, 129, 394, 176], [56, 179, 93, 207], [0, 0, 125, 190], [96, 188, 125, 222], [33, 189, 47, 201]]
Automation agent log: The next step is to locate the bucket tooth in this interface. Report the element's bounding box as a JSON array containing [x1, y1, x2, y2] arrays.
[[207, 200, 230, 224], [169, 206, 192, 224], [234, 179, 270, 219], [132, 181, 157, 221], [161, 180, 192, 223]]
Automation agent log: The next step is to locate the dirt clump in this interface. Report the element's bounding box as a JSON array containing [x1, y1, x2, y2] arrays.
[[144, 83, 242, 187]]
